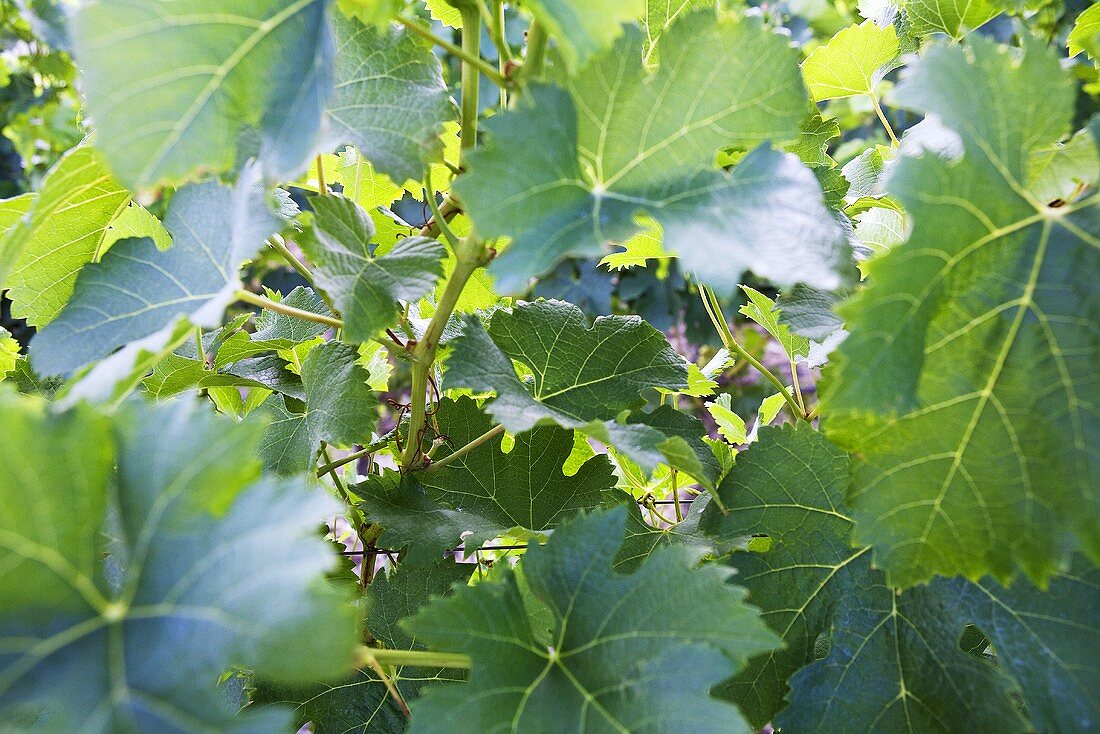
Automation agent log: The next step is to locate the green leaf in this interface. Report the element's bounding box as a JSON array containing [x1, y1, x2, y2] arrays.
[[258, 340, 377, 475], [456, 13, 846, 294], [801, 20, 899, 103], [0, 396, 357, 731], [933, 559, 1100, 733], [445, 299, 688, 433], [0, 193, 34, 284], [425, 0, 463, 27], [824, 38, 1100, 587], [699, 426, 1025, 732], [525, 0, 644, 70], [73, 0, 334, 190], [739, 285, 811, 362], [360, 397, 617, 561], [907, 0, 1000, 38], [327, 14, 453, 184], [1028, 124, 1099, 205], [5, 147, 131, 326], [1068, 3, 1100, 60], [31, 169, 281, 377], [785, 112, 843, 167], [215, 286, 333, 368], [403, 506, 781, 733], [302, 195, 445, 343], [642, 0, 713, 63], [708, 393, 747, 444], [0, 329, 18, 380], [777, 284, 849, 367]]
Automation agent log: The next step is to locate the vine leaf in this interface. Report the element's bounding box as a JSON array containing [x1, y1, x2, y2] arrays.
[[403, 506, 781, 733], [906, 0, 1000, 38], [215, 286, 333, 368], [445, 299, 688, 433], [0, 193, 34, 283], [302, 195, 445, 343], [360, 397, 618, 562], [31, 168, 281, 377], [257, 341, 377, 475], [5, 147, 131, 326], [73, 0, 334, 190], [524, 0, 644, 70], [327, 14, 454, 184], [456, 12, 846, 294], [0, 396, 357, 731], [699, 425, 1026, 733], [801, 20, 898, 102], [1068, 4, 1100, 60], [739, 286, 811, 362], [823, 38, 1100, 586]]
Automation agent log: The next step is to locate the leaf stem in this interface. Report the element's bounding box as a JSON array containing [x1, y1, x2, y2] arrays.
[[396, 16, 506, 88], [515, 19, 548, 85], [315, 155, 327, 194], [424, 423, 505, 473], [365, 656, 411, 718], [699, 285, 807, 421], [266, 234, 317, 287], [316, 433, 394, 477], [356, 645, 471, 670], [870, 92, 899, 147], [790, 359, 807, 413], [425, 168, 460, 249], [235, 289, 343, 329]]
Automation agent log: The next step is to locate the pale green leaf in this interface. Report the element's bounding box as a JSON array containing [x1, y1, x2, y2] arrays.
[[31, 169, 280, 377], [801, 20, 898, 102], [907, 0, 1000, 38], [740, 286, 812, 362], [73, 0, 334, 190], [0, 397, 357, 731], [708, 393, 747, 444], [1068, 4, 1100, 60], [0, 329, 18, 380], [525, 0, 644, 70], [0, 193, 34, 285]]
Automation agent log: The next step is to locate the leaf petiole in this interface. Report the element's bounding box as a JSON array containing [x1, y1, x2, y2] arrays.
[[395, 17, 507, 88], [235, 289, 343, 329]]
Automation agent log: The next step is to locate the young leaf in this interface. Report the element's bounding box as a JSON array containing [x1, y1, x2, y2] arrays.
[[445, 299, 688, 433], [801, 20, 899, 103], [31, 169, 281, 377], [403, 506, 781, 733], [907, 0, 1000, 38], [456, 13, 846, 294], [0, 192, 34, 283], [5, 146, 131, 326], [327, 14, 453, 184], [257, 341, 377, 475], [0, 396, 357, 731], [215, 286, 333, 368], [301, 195, 445, 343], [739, 286, 811, 362], [360, 397, 617, 561], [708, 393, 747, 444], [699, 426, 1025, 732], [1068, 4, 1100, 60], [73, 0, 334, 190], [824, 38, 1100, 586]]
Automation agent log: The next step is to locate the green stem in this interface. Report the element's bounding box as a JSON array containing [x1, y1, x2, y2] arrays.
[[790, 359, 806, 413], [870, 92, 899, 147], [699, 285, 807, 421], [267, 235, 316, 288], [236, 289, 343, 329], [316, 433, 395, 477], [425, 168, 461, 248], [424, 424, 505, 473], [357, 645, 471, 670], [516, 19, 548, 85], [670, 469, 683, 523], [400, 239, 486, 469], [194, 327, 207, 368], [396, 17, 506, 88], [458, 6, 482, 160]]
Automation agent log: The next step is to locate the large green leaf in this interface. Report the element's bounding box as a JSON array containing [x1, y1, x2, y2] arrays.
[[73, 0, 334, 190], [5, 147, 131, 326], [906, 0, 1000, 38], [823, 38, 1100, 586], [258, 340, 377, 474], [360, 397, 618, 561], [524, 0, 644, 70], [0, 193, 34, 284], [302, 195, 445, 343], [699, 426, 1026, 733], [0, 396, 357, 731], [327, 14, 453, 184], [403, 506, 781, 733], [30, 169, 280, 377], [455, 12, 846, 294], [445, 299, 688, 433]]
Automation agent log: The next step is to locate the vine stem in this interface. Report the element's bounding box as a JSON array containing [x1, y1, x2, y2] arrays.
[[458, 5, 482, 160], [396, 16, 506, 88], [235, 289, 343, 329], [400, 237, 487, 470], [515, 19, 548, 85], [870, 92, 899, 147], [357, 645, 471, 670], [316, 432, 395, 477], [365, 656, 411, 718], [424, 424, 505, 473], [266, 234, 316, 287], [698, 285, 808, 422]]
